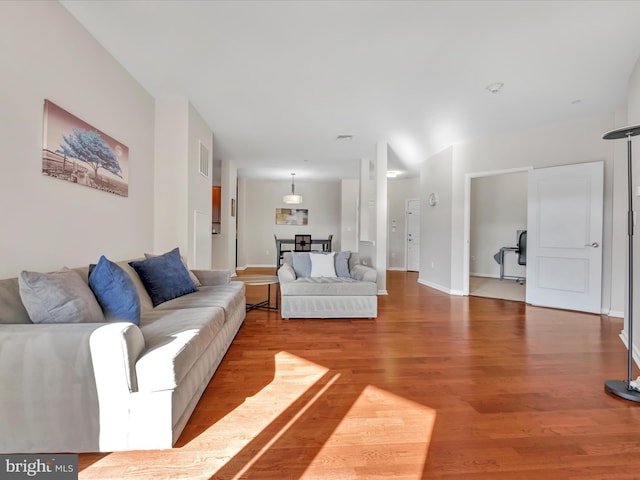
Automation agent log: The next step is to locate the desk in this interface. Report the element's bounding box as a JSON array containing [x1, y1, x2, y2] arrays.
[[494, 247, 524, 283], [275, 237, 332, 268], [241, 275, 279, 311]]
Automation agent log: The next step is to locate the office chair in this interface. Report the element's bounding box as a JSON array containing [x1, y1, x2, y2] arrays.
[[516, 230, 527, 266], [494, 230, 527, 283]]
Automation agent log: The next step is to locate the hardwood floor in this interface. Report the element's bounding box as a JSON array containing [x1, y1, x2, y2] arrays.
[[78, 269, 640, 479]]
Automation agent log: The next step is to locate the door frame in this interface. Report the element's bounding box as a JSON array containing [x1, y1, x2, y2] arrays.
[[462, 166, 533, 296]]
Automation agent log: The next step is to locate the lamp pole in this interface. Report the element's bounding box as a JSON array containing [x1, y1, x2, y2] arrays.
[[603, 124, 640, 402]]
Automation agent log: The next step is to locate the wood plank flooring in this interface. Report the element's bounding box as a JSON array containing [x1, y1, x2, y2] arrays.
[[78, 269, 640, 479]]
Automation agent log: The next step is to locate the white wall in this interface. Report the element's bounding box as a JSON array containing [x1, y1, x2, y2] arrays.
[[627, 56, 640, 356], [340, 179, 359, 252], [470, 172, 527, 278], [154, 99, 189, 256], [221, 160, 238, 274], [240, 179, 340, 268], [387, 178, 420, 270], [419, 147, 453, 292], [187, 104, 213, 268], [154, 99, 213, 268], [608, 107, 628, 318], [0, 1, 155, 278]]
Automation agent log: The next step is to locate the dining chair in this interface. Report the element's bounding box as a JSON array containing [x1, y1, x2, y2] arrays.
[[294, 234, 311, 251]]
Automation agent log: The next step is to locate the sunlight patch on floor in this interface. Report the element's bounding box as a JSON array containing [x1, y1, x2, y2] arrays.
[[302, 385, 436, 479], [190, 352, 328, 460]]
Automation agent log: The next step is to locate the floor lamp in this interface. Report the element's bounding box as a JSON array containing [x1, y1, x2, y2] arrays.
[[603, 124, 640, 402]]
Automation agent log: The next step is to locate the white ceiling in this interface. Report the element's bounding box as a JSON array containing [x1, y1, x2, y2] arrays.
[[59, 0, 640, 181]]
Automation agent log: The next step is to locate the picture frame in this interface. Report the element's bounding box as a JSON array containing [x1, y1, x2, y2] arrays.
[[276, 208, 308, 225], [42, 99, 129, 197]]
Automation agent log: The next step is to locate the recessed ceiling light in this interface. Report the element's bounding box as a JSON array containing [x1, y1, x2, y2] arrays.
[[485, 82, 504, 94], [336, 135, 353, 141]]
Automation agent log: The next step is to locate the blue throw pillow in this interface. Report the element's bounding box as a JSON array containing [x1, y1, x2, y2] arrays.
[[89, 256, 141, 325], [335, 251, 351, 278], [292, 252, 311, 278], [129, 247, 198, 307]]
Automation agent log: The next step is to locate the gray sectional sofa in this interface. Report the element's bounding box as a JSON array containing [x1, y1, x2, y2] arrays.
[[277, 251, 378, 319], [0, 251, 245, 453]]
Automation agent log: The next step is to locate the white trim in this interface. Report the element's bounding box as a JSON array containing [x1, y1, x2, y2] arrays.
[[417, 277, 451, 294], [388, 267, 407, 271], [377, 290, 389, 295], [608, 310, 624, 318]]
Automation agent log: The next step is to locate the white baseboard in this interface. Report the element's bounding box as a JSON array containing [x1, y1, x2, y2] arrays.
[[387, 267, 407, 271], [417, 278, 453, 294], [608, 310, 624, 318], [470, 272, 499, 279]]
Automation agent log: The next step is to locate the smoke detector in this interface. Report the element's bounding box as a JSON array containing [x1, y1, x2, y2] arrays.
[[485, 82, 504, 94]]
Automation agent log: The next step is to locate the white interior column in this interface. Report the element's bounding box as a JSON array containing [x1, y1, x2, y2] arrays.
[[359, 158, 370, 242], [376, 141, 388, 295]]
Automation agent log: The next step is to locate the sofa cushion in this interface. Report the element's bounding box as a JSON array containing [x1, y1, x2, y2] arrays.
[[144, 251, 201, 287], [153, 283, 245, 319], [114, 261, 154, 312], [292, 252, 311, 278], [334, 251, 351, 278], [136, 306, 225, 391], [89, 255, 141, 325], [18, 268, 105, 324], [0, 277, 32, 324], [129, 248, 198, 307], [280, 277, 378, 296], [310, 252, 337, 278]]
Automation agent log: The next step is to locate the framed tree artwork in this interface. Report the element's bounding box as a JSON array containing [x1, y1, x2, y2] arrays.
[[42, 99, 129, 197]]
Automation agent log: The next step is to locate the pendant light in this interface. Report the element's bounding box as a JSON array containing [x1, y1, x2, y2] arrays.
[[283, 173, 303, 204]]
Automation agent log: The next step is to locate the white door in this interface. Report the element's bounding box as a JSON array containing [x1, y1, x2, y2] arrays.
[[406, 199, 420, 271], [526, 161, 603, 313]]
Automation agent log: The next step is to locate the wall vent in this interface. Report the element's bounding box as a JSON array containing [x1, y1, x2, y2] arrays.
[[199, 142, 210, 178]]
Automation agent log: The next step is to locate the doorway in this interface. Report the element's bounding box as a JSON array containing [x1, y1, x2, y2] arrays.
[[468, 170, 528, 302], [464, 161, 604, 312]]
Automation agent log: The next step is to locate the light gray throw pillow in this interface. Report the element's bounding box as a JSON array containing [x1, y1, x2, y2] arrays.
[[19, 268, 105, 324], [292, 252, 311, 278], [335, 251, 351, 278]]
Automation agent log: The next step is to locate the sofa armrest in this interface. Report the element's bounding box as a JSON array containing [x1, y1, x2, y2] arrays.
[[191, 269, 230, 286], [90, 322, 145, 451], [90, 322, 145, 394], [351, 264, 377, 283], [0, 322, 142, 453], [277, 264, 297, 283]]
